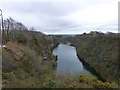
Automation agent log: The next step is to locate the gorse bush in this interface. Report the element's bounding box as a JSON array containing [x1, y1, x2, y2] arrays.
[[92, 78, 113, 88], [79, 73, 88, 83]]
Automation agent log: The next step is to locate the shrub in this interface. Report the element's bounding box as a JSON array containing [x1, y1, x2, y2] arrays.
[[92, 78, 113, 88], [79, 74, 88, 83], [48, 80, 56, 88]]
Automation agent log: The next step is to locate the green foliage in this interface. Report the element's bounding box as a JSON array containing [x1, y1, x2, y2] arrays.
[[2, 73, 9, 79]]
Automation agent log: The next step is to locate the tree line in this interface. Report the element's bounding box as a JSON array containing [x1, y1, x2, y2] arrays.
[[0, 15, 38, 45]]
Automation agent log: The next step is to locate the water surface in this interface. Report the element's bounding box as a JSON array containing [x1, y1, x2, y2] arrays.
[[53, 44, 92, 76]]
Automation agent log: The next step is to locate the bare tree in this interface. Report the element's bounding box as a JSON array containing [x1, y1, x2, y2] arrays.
[[3, 17, 29, 41]]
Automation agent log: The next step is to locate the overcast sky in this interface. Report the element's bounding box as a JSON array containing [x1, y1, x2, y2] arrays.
[[0, 0, 119, 34]]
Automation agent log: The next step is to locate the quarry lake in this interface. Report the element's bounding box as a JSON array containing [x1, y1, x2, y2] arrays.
[[52, 44, 96, 77]]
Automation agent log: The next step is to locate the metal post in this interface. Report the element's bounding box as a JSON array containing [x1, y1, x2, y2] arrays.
[[0, 9, 2, 47], [0, 9, 4, 46], [0, 9, 2, 89]]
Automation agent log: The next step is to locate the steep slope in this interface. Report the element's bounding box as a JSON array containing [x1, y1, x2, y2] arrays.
[[73, 32, 119, 83], [2, 30, 56, 88]]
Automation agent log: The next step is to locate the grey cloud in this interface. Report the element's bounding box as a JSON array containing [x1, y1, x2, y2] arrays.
[[2, 2, 83, 16], [0, 1, 118, 34]]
